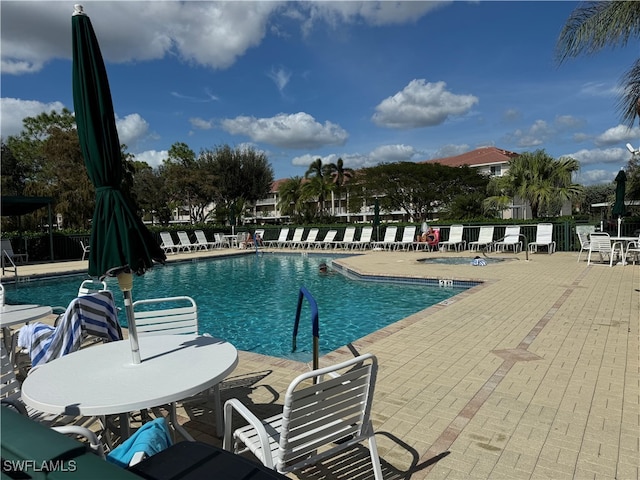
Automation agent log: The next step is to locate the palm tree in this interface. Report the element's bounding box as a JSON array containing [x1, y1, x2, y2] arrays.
[[324, 158, 355, 215], [277, 176, 306, 222], [556, 2, 640, 126], [487, 150, 583, 219], [304, 159, 333, 217]]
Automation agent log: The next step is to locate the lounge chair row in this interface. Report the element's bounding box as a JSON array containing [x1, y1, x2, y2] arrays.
[[159, 230, 230, 254]]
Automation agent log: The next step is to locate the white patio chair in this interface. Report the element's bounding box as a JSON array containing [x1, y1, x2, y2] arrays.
[[469, 226, 495, 252], [1, 238, 28, 265], [372, 226, 397, 250], [223, 353, 382, 479], [264, 227, 289, 248], [352, 226, 373, 250], [176, 231, 196, 252], [194, 230, 215, 250], [624, 234, 640, 265], [283, 228, 304, 249], [576, 226, 596, 263], [438, 224, 466, 251], [394, 226, 416, 251], [528, 223, 556, 254], [339, 226, 356, 249], [80, 240, 90, 261], [132, 296, 223, 439], [587, 232, 620, 267], [494, 226, 522, 253], [159, 232, 179, 254], [214, 233, 229, 249], [316, 229, 338, 249], [298, 228, 319, 249]]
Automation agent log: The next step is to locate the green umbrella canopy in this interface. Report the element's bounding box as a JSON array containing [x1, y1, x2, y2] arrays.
[[372, 198, 380, 242], [612, 169, 627, 218], [72, 6, 165, 278]]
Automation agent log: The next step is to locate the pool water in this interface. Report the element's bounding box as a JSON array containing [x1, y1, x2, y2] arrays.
[[5, 254, 468, 361]]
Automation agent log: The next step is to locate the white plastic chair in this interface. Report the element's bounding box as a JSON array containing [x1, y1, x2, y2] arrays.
[[625, 235, 640, 265], [176, 231, 196, 252], [264, 228, 289, 248], [316, 229, 338, 249], [394, 226, 416, 251], [587, 232, 620, 267], [298, 228, 319, 249], [1, 238, 28, 265], [80, 240, 90, 261], [372, 226, 397, 250], [494, 226, 522, 253], [352, 226, 373, 250], [528, 223, 556, 254], [469, 226, 495, 252], [438, 224, 466, 251], [576, 226, 596, 263], [159, 232, 179, 254], [194, 230, 215, 250], [223, 354, 382, 479], [284, 228, 304, 248], [339, 226, 357, 249]]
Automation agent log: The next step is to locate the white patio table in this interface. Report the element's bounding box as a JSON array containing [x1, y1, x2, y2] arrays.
[[21, 334, 238, 439], [610, 236, 638, 265]]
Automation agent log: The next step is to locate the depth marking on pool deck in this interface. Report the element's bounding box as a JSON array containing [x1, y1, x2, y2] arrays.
[[419, 267, 591, 474]]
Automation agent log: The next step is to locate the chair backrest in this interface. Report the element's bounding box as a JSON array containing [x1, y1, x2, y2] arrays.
[[1, 343, 21, 403], [1, 239, 15, 257], [382, 226, 397, 242], [78, 279, 108, 296], [477, 226, 494, 243], [277, 228, 290, 242], [177, 231, 192, 245], [400, 226, 416, 243], [535, 223, 553, 242], [277, 354, 377, 472], [358, 227, 373, 242], [290, 228, 304, 243], [589, 232, 612, 252], [254, 229, 265, 240], [160, 232, 175, 246], [304, 229, 319, 243], [503, 226, 520, 244], [342, 227, 356, 243], [133, 296, 198, 336], [194, 230, 209, 244], [448, 225, 464, 242], [576, 231, 590, 248], [322, 230, 337, 243]]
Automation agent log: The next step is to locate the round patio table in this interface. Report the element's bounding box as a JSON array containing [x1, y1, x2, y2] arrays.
[[21, 334, 238, 439]]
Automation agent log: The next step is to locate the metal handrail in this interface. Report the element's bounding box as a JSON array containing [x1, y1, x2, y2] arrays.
[[292, 286, 320, 371]]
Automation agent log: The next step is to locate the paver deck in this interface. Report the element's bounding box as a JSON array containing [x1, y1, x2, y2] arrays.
[[2, 247, 638, 479]]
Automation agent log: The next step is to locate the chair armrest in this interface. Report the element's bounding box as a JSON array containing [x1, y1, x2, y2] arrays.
[[223, 398, 275, 469], [51, 425, 105, 458], [1, 398, 29, 416]]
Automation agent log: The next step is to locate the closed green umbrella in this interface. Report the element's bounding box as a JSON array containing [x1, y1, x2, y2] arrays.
[[373, 198, 380, 242], [612, 169, 627, 236], [72, 5, 165, 363]]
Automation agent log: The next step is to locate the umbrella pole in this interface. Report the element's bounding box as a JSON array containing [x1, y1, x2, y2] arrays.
[[118, 271, 141, 364], [618, 216, 622, 237]]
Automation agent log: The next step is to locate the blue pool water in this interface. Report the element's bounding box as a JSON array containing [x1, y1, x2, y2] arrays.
[[5, 254, 468, 361]]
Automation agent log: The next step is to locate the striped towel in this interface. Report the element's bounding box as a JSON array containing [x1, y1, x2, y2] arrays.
[[18, 291, 122, 367]]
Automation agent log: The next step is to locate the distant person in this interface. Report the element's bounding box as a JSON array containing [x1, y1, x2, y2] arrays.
[[319, 262, 335, 275], [471, 256, 486, 266], [416, 227, 437, 245]]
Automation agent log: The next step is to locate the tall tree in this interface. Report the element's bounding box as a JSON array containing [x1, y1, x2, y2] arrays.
[[556, 1, 640, 126], [486, 150, 583, 219], [324, 157, 355, 214], [277, 176, 307, 222], [303, 158, 333, 217]]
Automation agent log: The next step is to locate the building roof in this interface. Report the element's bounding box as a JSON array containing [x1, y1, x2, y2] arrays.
[[420, 146, 520, 167]]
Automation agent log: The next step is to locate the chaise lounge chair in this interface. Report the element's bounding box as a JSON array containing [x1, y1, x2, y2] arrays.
[[469, 226, 494, 252], [159, 232, 179, 254], [394, 226, 416, 251], [494, 226, 522, 253], [264, 228, 289, 248], [372, 226, 397, 250], [438, 224, 466, 251], [528, 223, 555, 254], [351, 226, 373, 250]]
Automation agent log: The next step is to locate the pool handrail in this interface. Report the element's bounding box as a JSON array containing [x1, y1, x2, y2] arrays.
[[292, 286, 319, 371]]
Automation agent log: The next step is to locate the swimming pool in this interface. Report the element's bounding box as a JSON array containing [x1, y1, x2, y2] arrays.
[[5, 254, 469, 361]]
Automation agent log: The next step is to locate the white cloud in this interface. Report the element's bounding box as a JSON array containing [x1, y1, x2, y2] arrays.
[[268, 66, 292, 93], [115, 113, 149, 149], [0, 97, 66, 137], [594, 124, 640, 147], [567, 147, 628, 166], [221, 112, 348, 149], [431, 144, 472, 159], [290, 144, 417, 171], [372, 80, 478, 129], [575, 169, 617, 186], [190, 118, 215, 130], [133, 150, 167, 169], [369, 144, 416, 163]]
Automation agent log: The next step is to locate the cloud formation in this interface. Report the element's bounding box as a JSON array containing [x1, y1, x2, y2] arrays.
[[372, 80, 478, 129], [221, 112, 348, 149]]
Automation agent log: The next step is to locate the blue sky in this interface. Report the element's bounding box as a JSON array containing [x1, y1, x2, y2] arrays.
[[2, 1, 639, 185]]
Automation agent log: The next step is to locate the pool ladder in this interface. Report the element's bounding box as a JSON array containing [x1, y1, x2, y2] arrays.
[[292, 286, 320, 374]]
